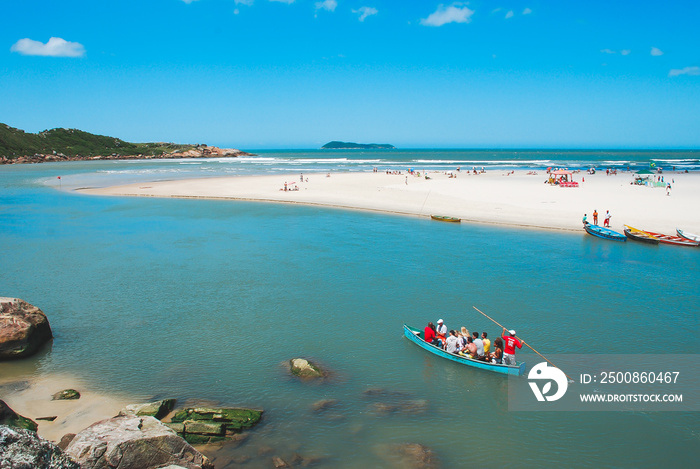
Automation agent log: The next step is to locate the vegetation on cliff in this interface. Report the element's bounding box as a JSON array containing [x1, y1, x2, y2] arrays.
[[0, 123, 196, 160]]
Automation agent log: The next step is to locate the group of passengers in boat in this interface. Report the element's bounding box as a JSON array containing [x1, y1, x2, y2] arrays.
[[423, 319, 522, 365]]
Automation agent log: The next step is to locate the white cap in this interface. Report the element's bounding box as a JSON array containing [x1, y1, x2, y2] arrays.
[[509, 329, 516, 336], [437, 319, 444, 324]]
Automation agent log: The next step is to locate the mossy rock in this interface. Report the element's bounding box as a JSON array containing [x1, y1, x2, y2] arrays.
[[52, 389, 80, 400], [169, 407, 262, 443], [289, 358, 325, 379], [0, 400, 38, 432], [120, 399, 176, 420]]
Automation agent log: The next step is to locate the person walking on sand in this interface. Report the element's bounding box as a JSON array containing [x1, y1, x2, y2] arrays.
[[604, 210, 611, 227], [593, 210, 598, 225]]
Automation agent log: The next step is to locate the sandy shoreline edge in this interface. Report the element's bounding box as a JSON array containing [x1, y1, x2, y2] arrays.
[[77, 170, 700, 234]]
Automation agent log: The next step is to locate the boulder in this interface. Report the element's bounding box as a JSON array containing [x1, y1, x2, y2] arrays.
[[391, 443, 440, 469], [119, 399, 176, 420], [168, 407, 263, 445], [52, 389, 81, 400], [0, 399, 38, 432], [0, 424, 79, 469], [63, 415, 213, 469], [289, 358, 325, 379], [310, 399, 338, 412], [0, 297, 53, 360]]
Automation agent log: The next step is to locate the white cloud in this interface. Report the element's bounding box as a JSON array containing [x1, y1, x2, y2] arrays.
[[353, 6, 378, 22], [650, 47, 663, 56], [600, 49, 616, 54], [505, 10, 514, 19], [421, 3, 475, 27], [10, 37, 85, 57], [522, 8, 532, 15], [270, 0, 295, 3], [621, 49, 631, 55], [668, 66, 700, 77], [315, 0, 336, 11]]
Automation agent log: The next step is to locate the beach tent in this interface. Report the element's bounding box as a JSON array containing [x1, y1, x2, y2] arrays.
[[550, 170, 574, 182]]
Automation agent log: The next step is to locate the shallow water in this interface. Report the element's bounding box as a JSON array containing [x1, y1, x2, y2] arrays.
[[1, 157, 699, 468]]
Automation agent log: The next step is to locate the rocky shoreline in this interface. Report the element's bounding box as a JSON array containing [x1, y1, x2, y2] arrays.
[[0, 145, 255, 165]]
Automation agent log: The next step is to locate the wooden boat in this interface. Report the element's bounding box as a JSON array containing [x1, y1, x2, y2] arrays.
[[583, 223, 626, 242], [624, 225, 659, 245], [430, 215, 461, 223], [640, 229, 700, 247], [676, 229, 700, 242], [403, 324, 526, 376]]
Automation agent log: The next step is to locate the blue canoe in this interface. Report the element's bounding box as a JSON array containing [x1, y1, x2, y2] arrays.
[[583, 223, 626, 242], [403, 324, 526, 376]]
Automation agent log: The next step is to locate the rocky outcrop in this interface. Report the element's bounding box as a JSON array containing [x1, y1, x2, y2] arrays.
[[63, 415, 213, 469], [289, 358, 325, 379], [0, 400, 38, 432], [167, 407, 263, 445], [363, 388, 428, 415], [0, 425, 79, 469], [0, 297, 53, 360], [52, 389, 80, 401], [2, 146, 254, 165], [119, 399, 176, 420]]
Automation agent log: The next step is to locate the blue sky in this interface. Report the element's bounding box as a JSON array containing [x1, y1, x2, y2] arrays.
[[2, 1, 699, 149]]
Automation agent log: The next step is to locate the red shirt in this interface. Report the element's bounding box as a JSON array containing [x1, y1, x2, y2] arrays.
[[424, 327, 436, 343], [502, 334, 522, 354]]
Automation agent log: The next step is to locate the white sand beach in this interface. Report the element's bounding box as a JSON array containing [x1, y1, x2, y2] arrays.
[[79, 170, 700, 234]]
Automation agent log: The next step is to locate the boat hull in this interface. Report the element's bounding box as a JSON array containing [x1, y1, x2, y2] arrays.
[[403, 325, 526, 376], [642, 230, 700, 247], [624, 228, 659, 244], [431, 215, 461, 223], [583, 223, 626, 241], [676, 229, 700, 243]]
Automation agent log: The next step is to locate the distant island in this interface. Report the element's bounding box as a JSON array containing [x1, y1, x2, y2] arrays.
[[0, 123, 253, 164], [322, 141, 395, 150]]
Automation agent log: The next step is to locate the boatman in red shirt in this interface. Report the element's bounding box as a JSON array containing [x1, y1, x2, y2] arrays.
[[502, 328, 522, 366]]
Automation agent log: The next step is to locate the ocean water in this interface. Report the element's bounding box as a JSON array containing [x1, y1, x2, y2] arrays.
[[1, 152, 699, 468]]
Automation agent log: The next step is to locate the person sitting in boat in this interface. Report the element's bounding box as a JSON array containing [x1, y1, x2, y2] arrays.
[[464, 336, 477, 358], [445, 330, 460, 355], [424, 322, 438, 346], [502, 328, 522, 365], [490, 338, 504, 364], [457, 329, 469, 352], [472, 332, 485, 360], [582, 213, 588, 225], [481, 332, 491, 356], [436, 319, 447, 347]]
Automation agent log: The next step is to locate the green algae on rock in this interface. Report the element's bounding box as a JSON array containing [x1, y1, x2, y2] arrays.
[[167, 407, 263, 444], [52, 389, 81, 400], [0, 400, 38, 432], [289, 358, 325, 379]]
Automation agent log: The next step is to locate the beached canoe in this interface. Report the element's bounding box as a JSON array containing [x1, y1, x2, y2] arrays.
[[403, 324, 526, 376], [430, 215, 461, 223], [583, 223, 626, 242], [624, 226, 659, 245], [640, 229, 700, 247], [676, 229, 700, 243]]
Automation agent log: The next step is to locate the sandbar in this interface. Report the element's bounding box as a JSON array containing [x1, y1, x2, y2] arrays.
[[78, 170, 700, 234]]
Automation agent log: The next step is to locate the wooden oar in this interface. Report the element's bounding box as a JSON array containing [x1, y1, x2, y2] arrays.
[[472, 306, 574, 382]]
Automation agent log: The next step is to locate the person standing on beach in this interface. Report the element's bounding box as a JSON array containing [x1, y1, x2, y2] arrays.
[[502, 329, 522, 365], [604, 210, 611, 227], [593, 210, 598, 225]]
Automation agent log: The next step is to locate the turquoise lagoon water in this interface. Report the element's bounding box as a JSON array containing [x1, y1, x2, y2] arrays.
[[1, 152, 699, 468]]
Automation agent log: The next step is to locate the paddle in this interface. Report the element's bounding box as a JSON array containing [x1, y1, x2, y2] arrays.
[[472, 306, 574, 382]]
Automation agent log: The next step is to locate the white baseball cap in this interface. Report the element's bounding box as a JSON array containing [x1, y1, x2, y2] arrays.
[[509, 329, 516, 336], [437, 319, 444, 324]]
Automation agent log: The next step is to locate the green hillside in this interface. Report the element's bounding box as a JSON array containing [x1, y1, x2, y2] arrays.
[[0, 123, 194, 159]]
